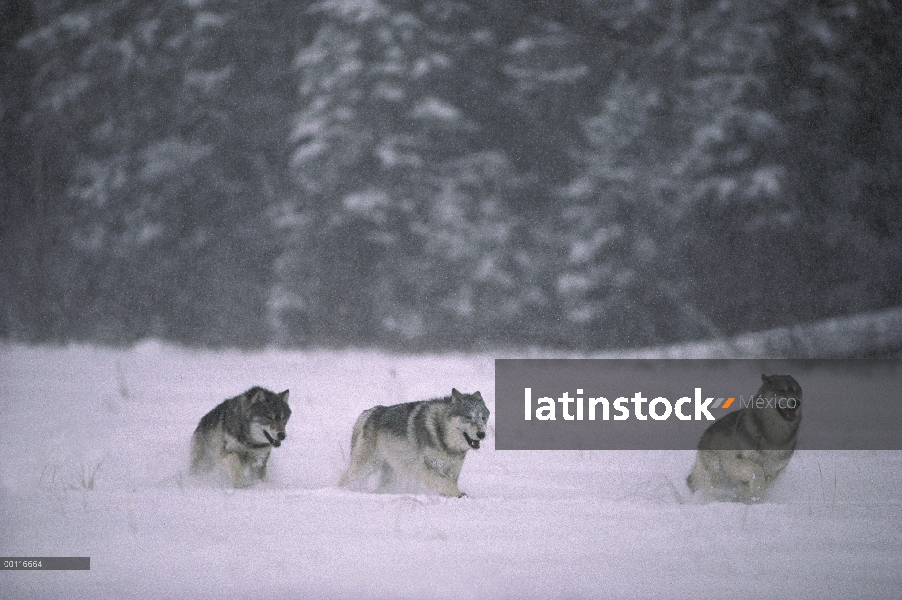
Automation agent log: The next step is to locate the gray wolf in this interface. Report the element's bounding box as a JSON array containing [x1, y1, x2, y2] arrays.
[[190, 387, 291, 488], [338, 388, 490, 498], [687, 374, 802, 502]]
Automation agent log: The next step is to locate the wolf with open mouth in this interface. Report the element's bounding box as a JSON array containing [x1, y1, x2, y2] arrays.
[[190, 387, 291, 488], [687, 374, 802, 502], [338, 388, 490, 497]]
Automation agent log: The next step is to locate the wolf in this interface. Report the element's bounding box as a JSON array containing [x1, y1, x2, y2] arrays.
[[190, 387, 291, 488], [338, 388, 490, 498], [687, 374, 802, 502]]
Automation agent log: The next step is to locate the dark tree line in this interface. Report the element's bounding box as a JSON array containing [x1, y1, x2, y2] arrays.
[[2, 0, 901, 350]]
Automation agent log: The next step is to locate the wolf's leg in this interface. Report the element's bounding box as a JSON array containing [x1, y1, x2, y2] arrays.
[[686, 450, 723, 500], [221, 452, 249, 488], [252, 456, 268, 482], [377, 462, 395, 489], [416, 462, 465, 498], [378, 437, 465, 497], [721, 454, 766, 502]]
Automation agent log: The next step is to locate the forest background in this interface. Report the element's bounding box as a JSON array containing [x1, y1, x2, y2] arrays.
[[2, 0, 900, 351]]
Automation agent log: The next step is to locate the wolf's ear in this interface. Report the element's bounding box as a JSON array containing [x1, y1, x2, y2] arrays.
[[473, 391, 483, 401], [451, 388, 462, 402], [250, 389, 267, 404], [761, 374, 770, 382], [279, 390, 289, 403]]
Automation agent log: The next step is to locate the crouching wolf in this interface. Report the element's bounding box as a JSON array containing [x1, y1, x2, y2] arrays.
[[190, 387, 291, 488], [338, 389, 490, 498], [687, 374, 802, 502]]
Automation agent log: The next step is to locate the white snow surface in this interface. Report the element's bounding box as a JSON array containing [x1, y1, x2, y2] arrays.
[[1, 342, 899, 599]]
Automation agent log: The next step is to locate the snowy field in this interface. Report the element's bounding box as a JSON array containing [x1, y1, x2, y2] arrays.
[[1, 342, 899, 599]]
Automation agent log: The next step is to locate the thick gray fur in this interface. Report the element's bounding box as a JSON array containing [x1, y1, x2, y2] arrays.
[[687, 374, 802, 502], [190, 387, 291, 488], [338, 388, 490, 498]]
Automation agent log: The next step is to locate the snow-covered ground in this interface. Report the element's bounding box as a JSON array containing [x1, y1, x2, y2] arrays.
[[1, 342, 899, 599]]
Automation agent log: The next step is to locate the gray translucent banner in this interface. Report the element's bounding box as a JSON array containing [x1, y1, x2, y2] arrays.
[[1, 557, 90, 570], [495, 359, 902, 450]]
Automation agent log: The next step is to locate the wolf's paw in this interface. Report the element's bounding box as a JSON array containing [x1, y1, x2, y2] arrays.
[[739, 485, 763, 503], [457, 491, 468, 498], [230, 477, 252, 489]]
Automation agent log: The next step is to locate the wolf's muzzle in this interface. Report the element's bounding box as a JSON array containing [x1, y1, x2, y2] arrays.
[[463, 431, 484, 450], [263, 430, 285, 447], [776, 404, 800, 422]]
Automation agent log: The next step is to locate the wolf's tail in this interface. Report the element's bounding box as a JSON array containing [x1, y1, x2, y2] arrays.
[[188, 431, 205, 475], [338, 407, 377, 487]]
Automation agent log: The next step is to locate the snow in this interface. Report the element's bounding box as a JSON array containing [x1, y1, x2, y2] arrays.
[[139, 139, 213, 183], [411, 97, 462, 122], [1, 342, 899, 598]]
